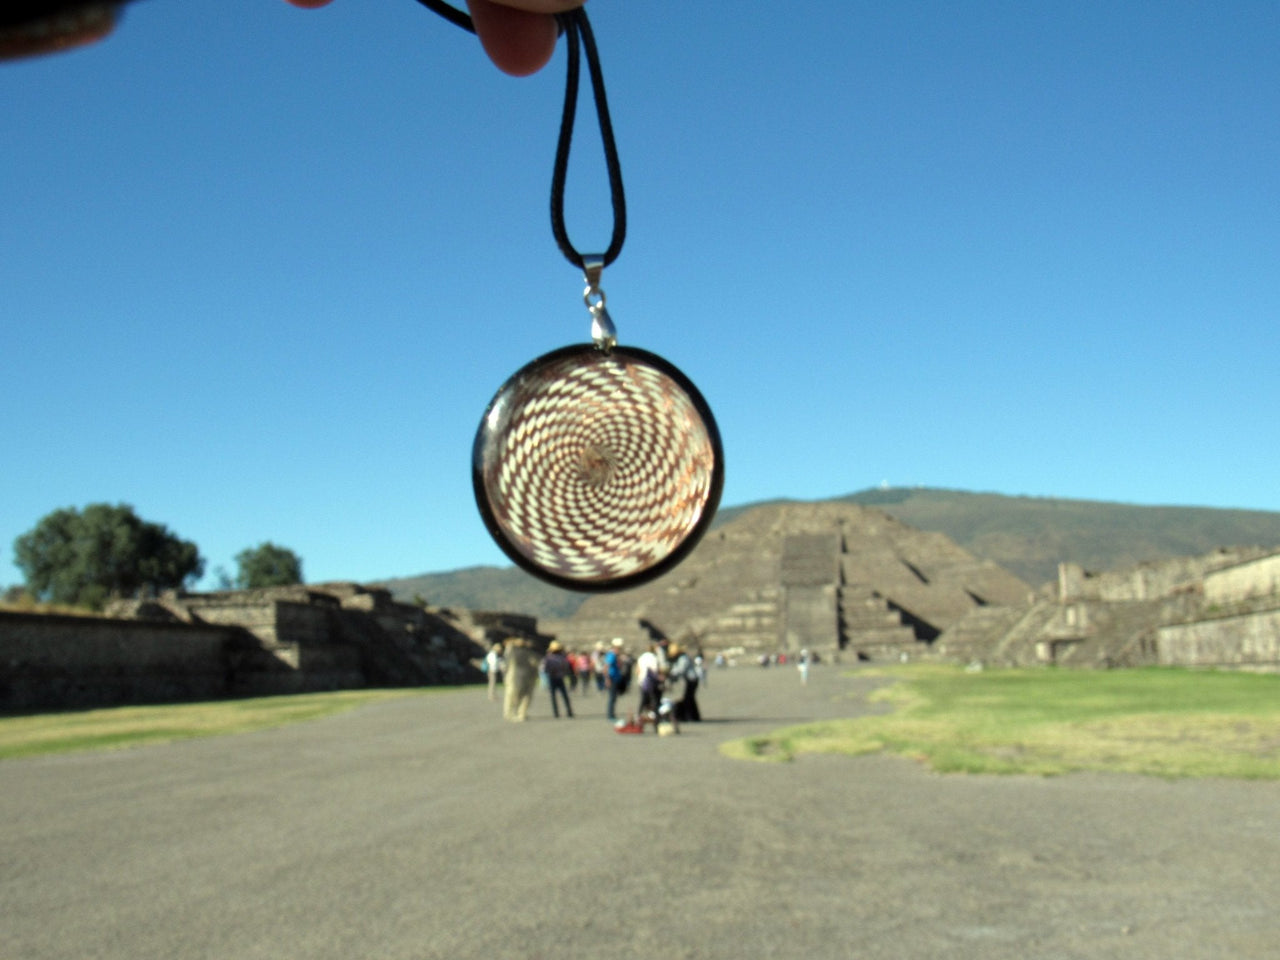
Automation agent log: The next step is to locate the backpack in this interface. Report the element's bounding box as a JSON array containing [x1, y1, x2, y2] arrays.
[[615, 654, 632, 694], [671, 654, 695, 683]]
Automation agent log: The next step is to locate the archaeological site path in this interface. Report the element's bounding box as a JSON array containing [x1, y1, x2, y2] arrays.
[[3, 666, 1277, 960]]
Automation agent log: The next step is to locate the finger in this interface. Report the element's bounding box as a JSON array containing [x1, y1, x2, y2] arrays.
[[466, 0, 561, 77], [488, 0, 582, 11]]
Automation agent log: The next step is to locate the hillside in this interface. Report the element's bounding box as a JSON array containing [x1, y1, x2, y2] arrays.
[[836, 488, 1280, 586], [376, 565, 583, 620], [380, 489, 1280, 618]]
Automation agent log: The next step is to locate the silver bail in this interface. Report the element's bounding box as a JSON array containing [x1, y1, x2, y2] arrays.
[[590, 305, 617, 353], [583, 259, 616, 351]]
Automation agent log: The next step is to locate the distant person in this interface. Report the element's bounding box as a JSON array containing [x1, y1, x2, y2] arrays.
[[540, 641, 574, 719], [485, 641, 504, 701], [603, 638, 631, 721], [502, 638, 541, 722], [798, 648, 811, 686], [667, 644, 700, 722], [655, 637, 671, 673], [634, 642, 663, 722], [591, 642, 607, 692], [572, 649, 592, 694]]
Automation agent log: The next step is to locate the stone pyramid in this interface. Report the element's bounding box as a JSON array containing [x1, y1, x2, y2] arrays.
[[545, 501, 1033, 660]]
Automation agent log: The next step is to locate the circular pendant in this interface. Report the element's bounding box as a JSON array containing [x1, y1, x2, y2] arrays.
[[473, 344, 723, 592]]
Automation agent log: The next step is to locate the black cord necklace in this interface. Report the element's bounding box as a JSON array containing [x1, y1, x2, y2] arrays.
[[419, 2, 722, 592], [415, 2, 626, 270]]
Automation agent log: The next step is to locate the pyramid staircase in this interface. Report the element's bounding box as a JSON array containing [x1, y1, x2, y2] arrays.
[[838, 586, 921, 657]]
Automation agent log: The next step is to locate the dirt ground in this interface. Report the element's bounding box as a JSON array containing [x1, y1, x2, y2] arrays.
[[3, 664, 1278, 959]]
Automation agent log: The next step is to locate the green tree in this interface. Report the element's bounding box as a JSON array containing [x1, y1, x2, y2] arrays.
[[234, 542, 303, 590], [13, 503, 204, 609]]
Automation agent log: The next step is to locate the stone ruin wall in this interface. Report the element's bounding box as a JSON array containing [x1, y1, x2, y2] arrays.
[[1057, 547, 1273, 603], [0, 611, 233, 711], [1157, 610, 1280, 671], [0, 584, 542, 712], [1204, 552, 1280, 605], [942, 548, 1280, 672]]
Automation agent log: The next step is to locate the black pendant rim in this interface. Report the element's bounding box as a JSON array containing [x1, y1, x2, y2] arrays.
[[472, 343, 724, 594]]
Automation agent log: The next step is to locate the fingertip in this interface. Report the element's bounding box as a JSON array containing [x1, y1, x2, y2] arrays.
[[467, 0, 559, 77]]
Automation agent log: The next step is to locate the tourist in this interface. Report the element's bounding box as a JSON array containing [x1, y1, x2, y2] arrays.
[[603, 638, 631, 721], [667, 643, 701, 722], [591, 642, 607, 692], [484, 641, 504, 702], [540, 641, 574, 719], [798, 648, 811, 686], [634, 642, 663, 723], [573, 649, 593, 694], [655, 637, 671, 673], [565, 649, 578, 693]]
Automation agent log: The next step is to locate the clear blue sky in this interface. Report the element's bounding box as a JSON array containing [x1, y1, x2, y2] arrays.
[[3, 1, 1278, 590]]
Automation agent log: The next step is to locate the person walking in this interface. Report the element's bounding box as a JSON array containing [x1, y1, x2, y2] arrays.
[[541, 641, 574, 718]]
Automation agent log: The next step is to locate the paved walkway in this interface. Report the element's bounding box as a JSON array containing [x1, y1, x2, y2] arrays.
[[3, 665, 1278, 959]]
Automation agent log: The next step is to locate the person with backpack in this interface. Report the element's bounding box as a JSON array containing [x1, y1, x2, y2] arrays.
[[603, 638, 631, 722], [667, 643, 701, 722]]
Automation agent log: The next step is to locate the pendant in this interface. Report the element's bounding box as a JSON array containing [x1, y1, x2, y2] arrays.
[[474, 268, 723, 591], [459, 8, 723, 589]]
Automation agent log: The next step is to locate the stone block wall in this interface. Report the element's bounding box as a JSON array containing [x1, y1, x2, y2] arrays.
[[1058, 548, 1271, 603], [1204, 553, 1280, 605], [2, 584, 500, 711], [0, 612, 233, 711], [938, 549, 1280, 672], [1157, 610, 1280, 670]]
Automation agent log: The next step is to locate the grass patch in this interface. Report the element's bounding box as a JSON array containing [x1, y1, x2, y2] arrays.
[[721, 665, 1280, 779], [0, 598, 101, 617], [0, 688, 435, 761]]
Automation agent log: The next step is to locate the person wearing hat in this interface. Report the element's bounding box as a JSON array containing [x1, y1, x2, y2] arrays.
[[540, 641, 574, 719]]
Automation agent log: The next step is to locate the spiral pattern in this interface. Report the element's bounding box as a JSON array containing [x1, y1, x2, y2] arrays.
[[474, 346, 722, 589]]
